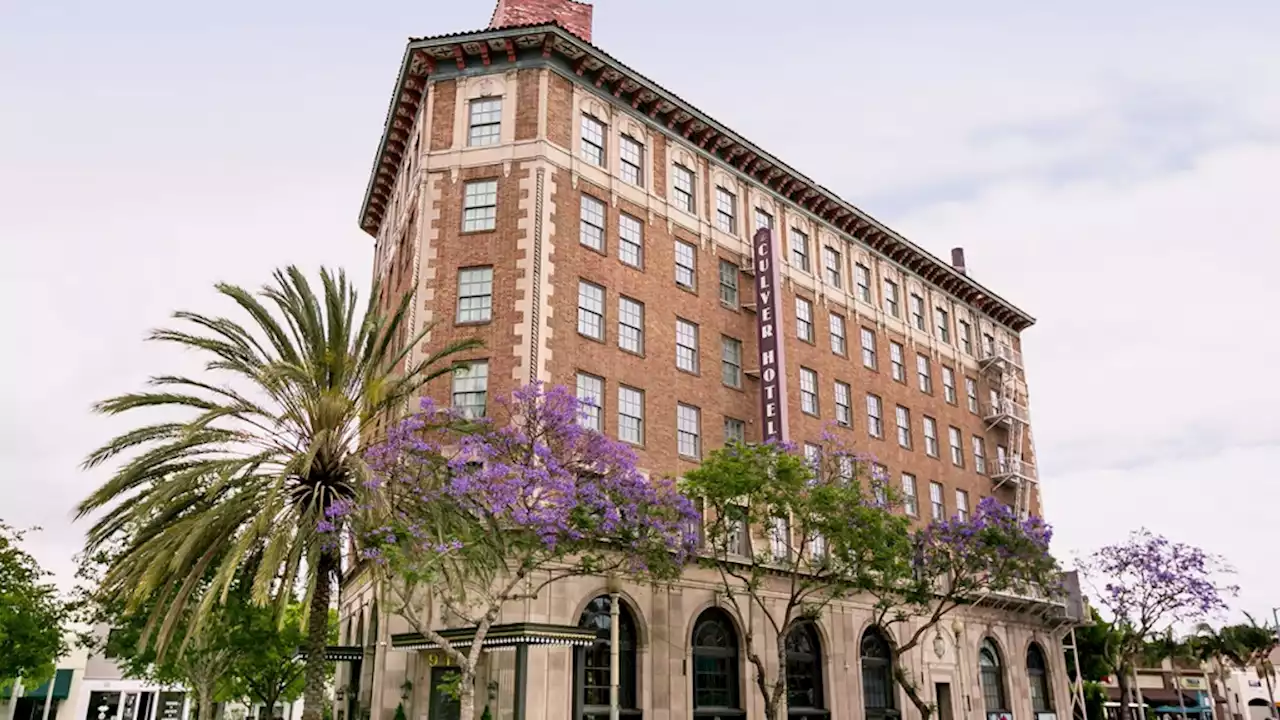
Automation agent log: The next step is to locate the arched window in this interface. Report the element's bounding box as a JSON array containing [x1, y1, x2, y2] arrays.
[[368, 601, 379, 648], [1027, 643, 1052, 713], [785, 622, 826, 718], [574, 595, 640, 720], [861, 628, 896, 720], [979, 639, 1008, 713], [692, 608, 741, 717]]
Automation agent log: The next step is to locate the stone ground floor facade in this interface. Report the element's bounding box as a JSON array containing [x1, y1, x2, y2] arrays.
[[337, 566, 1072, 720]]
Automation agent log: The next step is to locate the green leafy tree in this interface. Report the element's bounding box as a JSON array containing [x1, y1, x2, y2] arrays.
[[0, 524, 68, 687], [226, 603, 337, 720], [682, 439, 913, 720], [75, 267, 480, 720]]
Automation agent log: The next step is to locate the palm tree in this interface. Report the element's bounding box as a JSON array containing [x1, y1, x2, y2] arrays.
[[77, 267, 480, 720], [1238, 613, 1279, 719], [1193, 624, 1237, 720], [1144, 631, 1195, 720]]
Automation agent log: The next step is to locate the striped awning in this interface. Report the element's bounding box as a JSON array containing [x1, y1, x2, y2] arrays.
[[292, 645, 365, 662], [391, 623, 596, 651]]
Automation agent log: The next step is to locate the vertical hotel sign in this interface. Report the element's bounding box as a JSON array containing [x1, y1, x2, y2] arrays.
[[753, 228, 789, 443]]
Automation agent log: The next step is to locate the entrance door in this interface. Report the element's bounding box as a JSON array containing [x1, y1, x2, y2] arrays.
[[936, 683, 954, 720], [429, 667, 461, 720]]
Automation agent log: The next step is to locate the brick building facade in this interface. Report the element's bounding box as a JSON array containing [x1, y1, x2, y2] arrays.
[[339, 3, 1070, 720]]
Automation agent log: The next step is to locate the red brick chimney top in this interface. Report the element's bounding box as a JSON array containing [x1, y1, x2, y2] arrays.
[[489, 0, 593, 43]]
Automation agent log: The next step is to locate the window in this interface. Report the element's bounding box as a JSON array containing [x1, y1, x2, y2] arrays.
[[769, 514, 791, 560], [933, 309, 950, 344], [755, 208, 774, 231], [834, 381, 851, 427], [672, 164, 695, 213], [692, 609, 741, 714], [889, 342, 905, 382], [617, 386, 644, 445], [574, 596, 639, 720], [619, 213, 643, 267], [577, 281, 605, 340], [725, 504, 749, 556], [929, 481, 944, 521], [463, 179, 498, 232], [804, 443, 821, 471], [715, 187, 737, 234], [724, 417, 745, 444], [923, 416, 939, 457], [719, 260, 739, 307], [979, 639, 1008, 713], [580, 194, 606, 251], [677, 403, 701, 458], [456, 267, 493, 323], [799, 367, 819, 416], [796, 297, 815, 342], [915, 355, 931, 393], [883, 279, 900, 317], [675, 240, 697, 289], [786, 623, 825, 716], [997, 444, 1009, 474], [862, 628, 896, 720], [467, 97, 502, 147], [850, 263, 871, 303], [983, 332, 997, 356], [955, 489, 970, 521], [580, 114, 606, 166], [619, 135, 644, 186], [791, 228, 811, 272], [973, 436, 987, 474], [959, 319, 974, 355], [966, 377, 979, 413], [866, 394, 883, 438], [1028, 644, 1054, 713], [872, 464, 889, 505], [902, 474, 918, 516], [949, 426, 964, 467], [895, 406, 912, 449], [676, 319, 699, 373], [909, 293, 926, 331], [618, 296, 644, 354], [860, 328, 877, 369], [721, 336, 742, 387], [942, 366, 957, 404], [451, 361, 488, 418], [822, 246, 843, 288], [829, 313, 847, 355], [576, 373, 604, 431]]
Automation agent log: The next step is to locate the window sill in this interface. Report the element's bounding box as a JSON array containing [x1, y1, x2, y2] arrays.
[[578, 332, 607, 345], [580, 242, 607, 257], [455, 319, 492, 328], [459, 228, 497, 236]]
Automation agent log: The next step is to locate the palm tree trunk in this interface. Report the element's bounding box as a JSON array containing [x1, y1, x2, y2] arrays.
[[1120, 669, 1133, 720], [1262, 671, 1276, 720], [302, 551, 336, 720]]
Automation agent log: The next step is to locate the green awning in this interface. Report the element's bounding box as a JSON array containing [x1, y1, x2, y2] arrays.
[[0, 670, 74, 700]]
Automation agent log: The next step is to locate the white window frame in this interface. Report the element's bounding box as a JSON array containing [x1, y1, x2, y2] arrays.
[[676, 318, 699, 373], [799, 367, 819, 416], [618, 296, 644, 354], [890, 342, 905, 382], [577, 280, 605, 341], [618, 385, 644, 445], [467, 97, 502, 147], [791, 228, 811, 272], [867, 394, 883, 437], [923, 416, 939, 457], [619, 212, 644, 268], [619, 134, 644, 186], [672, 164, 696, 213], [674, 240, 697, 289], [902, 474, 919, 516], [829, 313, 847, 355], [721, 336, 743, 388], [719, 260, 739, 307], [822, 246, 843, 288], [896, 405, 912, 449], [575, 372, 604, 431], [949, 426, 964, 467], [860, 328, 877, 369], [456, 266, 493, 323], [580, 194, 606, 252], [677, 403, 701, 458], [796, 297, 815, 342], [930, 481, 945, 521], [834, 381, 851, 427], [715, 187, 737, 234], [462, 179, 498, 232], [580, 114, 606, 167], [451, 361, 489, 418]]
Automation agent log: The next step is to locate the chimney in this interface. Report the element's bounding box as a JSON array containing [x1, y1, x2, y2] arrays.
[[950, 247, 967, 276], [490, 0, 594, 43]]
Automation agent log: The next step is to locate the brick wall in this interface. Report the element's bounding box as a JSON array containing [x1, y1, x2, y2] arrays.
[[490, 0, 593, 42], [515, 68, 541, 141], [429, 79, 456, 151]]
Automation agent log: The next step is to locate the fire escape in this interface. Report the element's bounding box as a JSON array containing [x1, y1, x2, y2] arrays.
[[980, 340, 1037, 518]]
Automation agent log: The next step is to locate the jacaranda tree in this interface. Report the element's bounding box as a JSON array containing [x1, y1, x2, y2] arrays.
[[335, 383, 700, 720]]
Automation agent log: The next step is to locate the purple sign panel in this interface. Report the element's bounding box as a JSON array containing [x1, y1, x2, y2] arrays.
[[752, 228, 789, 443]]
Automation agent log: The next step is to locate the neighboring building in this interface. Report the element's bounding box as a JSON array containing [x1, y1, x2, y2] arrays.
[[1218, 662, 1280, 720], [341, 2, 1070, 720], [1097, 663, 1217, 720]]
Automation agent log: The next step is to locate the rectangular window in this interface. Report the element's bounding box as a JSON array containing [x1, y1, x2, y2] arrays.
[[883, 279, 900, 317], [791, 228, 811, 272], [973, 436, 987, 474], [618, 213, 644, 267], [942, 366, 957, 404], [935, 307, 951, 343], [799, 367, 819, 416], [674, 240, 697, 289], [617, 385, 644, 445], [580, 194, 606, 252], [866, 394, 883, 438], [726, 504, 749, 556], [677, 403, 701, 458], [930, 481, 945, 521], [576, 372, 604, 431], [923, 416, 939, 457], [949, 426, 964, 467], [468, 97, 502, 147], [456, 266, 493, 323], [769, 514, 791, 560], [804, 443, 821, 470], [860, 328, 877, 369], [676, 319, 699, 373], [755, 208, 774, 231], [834, 381, 851, 427], [955, 490, 970, 521], [902, 474, 919, 516], [965, 377, 979, 413], [577, 281, 605, 340], [715, 187, 737, 234], [462, 179, 498, 232], [890, 341, 905, 382], [872, 464, 888, 505], [984, 333, 997, 356], [910, 293, 926, 331], [959, 319, 974, 355], [724, 417, 745, 444], [721, 336, 742, 388], [829, 313, 847, 355], [620, 135, 644, 186], [917, 354, 932, 393], [823, 246, 843, 288], [796, 297, 815, 342], [895, 406, 912, 449], [854, 263, 871, 302], [719, 260, 739, 307], [672, 164, 695, 213], [580, 114, 606, 166], [451, 361, 488, 418], [618, 296, 644, 354]]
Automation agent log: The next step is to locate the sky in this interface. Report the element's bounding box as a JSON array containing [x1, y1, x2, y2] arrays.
[[2, 0, 1278, 621]]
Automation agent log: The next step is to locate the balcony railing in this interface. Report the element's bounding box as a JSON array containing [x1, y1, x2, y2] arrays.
[[983, 398, 1030, 426], [981, 343, 1023, 371], [992, 456, 1037, 483]]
